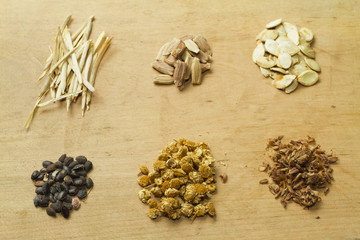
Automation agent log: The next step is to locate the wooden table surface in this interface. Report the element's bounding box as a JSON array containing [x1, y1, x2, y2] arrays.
[[1, 0, 359, 239]]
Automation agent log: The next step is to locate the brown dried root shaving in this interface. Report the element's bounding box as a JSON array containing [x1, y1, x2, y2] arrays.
[[260, 136, 337, 209]]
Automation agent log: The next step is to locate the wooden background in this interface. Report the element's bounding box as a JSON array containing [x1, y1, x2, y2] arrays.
[[0, 0, 359, 239]]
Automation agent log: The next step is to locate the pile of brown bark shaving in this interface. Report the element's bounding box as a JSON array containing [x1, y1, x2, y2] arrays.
[[259, 136, 338, 209]]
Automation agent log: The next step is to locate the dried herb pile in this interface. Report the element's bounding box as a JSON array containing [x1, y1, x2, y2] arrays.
[[260, 136, 337, 208], [152, 35, 212, 90], [31, 154, 94, 218], [137, 138, 216, 220], [25, 15, 112, 128]]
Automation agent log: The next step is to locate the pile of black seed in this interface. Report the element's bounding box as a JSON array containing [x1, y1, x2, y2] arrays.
[[31, 154, 94, 218]]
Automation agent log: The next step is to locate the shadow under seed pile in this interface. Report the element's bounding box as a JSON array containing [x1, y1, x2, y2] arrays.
[[259, 136, 338, 208], [31, 154, 94, 218], [137, 138, 216, 220]]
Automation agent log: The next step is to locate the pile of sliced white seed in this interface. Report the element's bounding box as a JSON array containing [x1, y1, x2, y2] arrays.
[[25, 15, 112, 128], [152, 35, 212, 91], [253, 19, 321, 94]]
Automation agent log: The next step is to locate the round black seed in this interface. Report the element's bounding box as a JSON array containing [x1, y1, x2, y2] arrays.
[[46, 207, 56, 217], [84, 161, 93, 172], [74, 178, 85, 186], [73, 164, 84, 171], [64, 175, 72, 185], [43, 194, 50, 203], [55, 161, 63, 168], [76, 156, 87, 164], [36, 172, 45, 181], [50, 194, 56, 203], [60, 182, 69, 192], [78, 188, 87, 199], [70, 172, 79, 178], [52, 201, 63, 213], [86, 178, 94, 189], [33, 195, 41, 207], [42, 182, 50, 195], [35, 187, 43, 194], [54, 192, 59, 201], [68, 188, 78, 196], [76, 170, 87, 177], [47, 179, 55, 186], [46, 163, 57, 172], [61, 206, 70, 219], [42, 161, 53, 168], [62, 166, 70, 174], [57, 191, 67, 201], [64, 195, 72, 203], [39, 195, 49, 207], [50, 186, 57, 195], [55, 182, 62, 192], [68, 161, 79, 169], [55, 170, 67, 182], [64, 157, 74, 166], [58, 154, 66, 163], [31, 170, 40, 180], [63, 202, 73, 210]]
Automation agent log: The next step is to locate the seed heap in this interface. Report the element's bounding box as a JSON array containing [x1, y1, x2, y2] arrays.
[[25, 15, 112, 128], [253, 19, 321, 93], [152, 35, 212, 90], [260, 136, 337, 208], [137, 138, 216, 220], [31, 154, 94, 218]]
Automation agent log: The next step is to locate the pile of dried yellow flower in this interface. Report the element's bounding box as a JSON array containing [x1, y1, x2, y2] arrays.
[[137, 138, 216, 220]]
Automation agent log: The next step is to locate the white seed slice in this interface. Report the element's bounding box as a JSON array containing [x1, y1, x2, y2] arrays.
[[285, 79, 298, 94], [272, 74, 296, 89], [163, 38, 181, 56], [298, 70, 319, 86], [276, 25, 286, 36], [256, 29, 267, 41], [287, 27, 299, 45], [304, 57, 321, 72], [252, 43, 265, 63], [270, 67, 287, 74], [183, 39, 200, 54], [291, 55, 299, 65], [299, 44, 315, 58], [270, 72, 284, 81], [278, 53, 292, 69], [260, 30, 279, 42], [265, 39, 280, 56], [156, 42, 169, 61], [283, 22, 296, 34], [276, 35, 289, 43], [289, 62, 309, 76], [256, 56, 276, 68], [266, 19, 282, 29], [278, 40, 300, 55], [260, 67, 271, 77], [299, 27, 313, 42]]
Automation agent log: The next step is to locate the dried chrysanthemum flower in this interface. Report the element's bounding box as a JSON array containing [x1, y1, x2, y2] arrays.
[[138, 189, 151, 203], [147, 198, 158, 208], [137, 175, 151, 187], [181, 202, 194, 217], [137, 138, 217, 220], [147, 208, 161, 219], [205, 202, 216, 216], [139, 165, 149, 175]]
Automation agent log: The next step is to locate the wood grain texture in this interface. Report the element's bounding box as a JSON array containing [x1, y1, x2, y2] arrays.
[[0, 0, 360, 239]]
